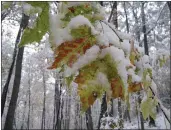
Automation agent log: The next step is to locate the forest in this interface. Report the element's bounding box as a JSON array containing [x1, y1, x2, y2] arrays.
[[1, 1, 171, 130]]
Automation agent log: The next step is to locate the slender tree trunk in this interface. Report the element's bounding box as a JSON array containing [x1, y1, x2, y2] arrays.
[[31, 105, 33, 128], [97, 92, 107, 129], [1, 13, 27, 116], [27, 65, 31, 130], [41, 71, 46, 130], [66, 95, 71, 129], [123, 2, 129, 33], [131, 2, 140, 42], [123, 2, 131, 123], [86, 107, 93, 130], [99, 1, 103, 6], [141, 2, 155, 127], [112, 2, 123, 129], [21, 101, 27, 130], [108, 2, 116, 23], [168, 2, 171, 49], [4, 46, 25, 130], [113, 2, 118, 29], [138, 91, 144, 130], [54, 76, 62, 129], [141, 2, 149, 55]]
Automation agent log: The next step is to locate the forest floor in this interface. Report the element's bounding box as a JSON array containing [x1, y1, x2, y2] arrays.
[[123, 112, 170, 129]]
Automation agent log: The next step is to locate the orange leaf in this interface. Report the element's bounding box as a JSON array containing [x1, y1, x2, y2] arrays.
[[128, 82, 142, 93], [111, 78, 124, 100], [48, 38, 95, 69]]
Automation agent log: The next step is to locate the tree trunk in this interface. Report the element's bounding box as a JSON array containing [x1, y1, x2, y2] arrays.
[[131, 2, 140, 42], [112, 2, 118, 29], [118, 98, 123, 129], [97, 92, 107, 129], [4, 46, 25, 130], [141, 2, 149, 55], [41, 71, 46, 130], [141, 2, 155, 127], [21, 101, 27, 130], [123, 2, 131, 123], [168, 2, 171, 49], [138, 91, 144, 130], [27, 64, 31, 130], [86, 107, 93, 130], [123, 2, 129, 33], [1, 13, 29, 116], [108, 2, 116, 23], [53, 75, 62, 129]]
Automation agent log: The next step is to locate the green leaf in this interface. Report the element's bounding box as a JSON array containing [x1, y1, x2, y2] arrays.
[[141, 97, 157, 120], [65, 75, 74, 87], [19, 2, 49, 47], [70, 25, 92, 39]]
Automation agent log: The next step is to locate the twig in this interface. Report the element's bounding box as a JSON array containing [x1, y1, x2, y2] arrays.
[[100, 20, 123, 42]]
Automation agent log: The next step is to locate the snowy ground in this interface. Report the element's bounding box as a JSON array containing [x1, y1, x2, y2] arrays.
[[123, 112, 170, 129]]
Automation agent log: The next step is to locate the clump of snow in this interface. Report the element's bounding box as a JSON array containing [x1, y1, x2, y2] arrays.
[[96, 72, 109, 87], [142, 55, 150, 64], [96, 33, 109, 46], [49, 14, 73, 47], [116, 30, 132, 40], [67, 15, 99, 35], [134, 44, 144, 55], [99, 46, 131, 88], [127, 68, 142, 83], [64, 45, 100, 77], [120, 40, 131, 54]]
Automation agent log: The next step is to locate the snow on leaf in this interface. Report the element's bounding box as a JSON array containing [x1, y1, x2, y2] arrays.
[[48, 36, 96, 69]]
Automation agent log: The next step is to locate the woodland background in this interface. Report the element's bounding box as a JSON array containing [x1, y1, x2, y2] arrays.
[[1, 1, 171, 129]]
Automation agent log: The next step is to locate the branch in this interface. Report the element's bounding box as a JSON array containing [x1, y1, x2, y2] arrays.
[[145, 3, 167, 35], [100, 20, 123, 42], [138, 3, 167, 46], [108, 2, 115, 23]]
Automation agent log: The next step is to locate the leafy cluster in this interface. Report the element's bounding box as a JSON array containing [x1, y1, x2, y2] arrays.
[[61, 3, 103, 27], [17, 2, 167, 120]]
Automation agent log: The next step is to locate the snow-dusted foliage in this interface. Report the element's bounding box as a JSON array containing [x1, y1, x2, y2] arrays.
[[47, 3, 165, 125]]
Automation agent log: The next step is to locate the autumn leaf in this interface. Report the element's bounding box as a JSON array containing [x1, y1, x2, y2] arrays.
[[48, 37, 95, 69]]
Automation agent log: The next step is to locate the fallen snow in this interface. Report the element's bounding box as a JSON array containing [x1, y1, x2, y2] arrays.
[[64, 45, 100, 77], [67, 15, 99, 35]]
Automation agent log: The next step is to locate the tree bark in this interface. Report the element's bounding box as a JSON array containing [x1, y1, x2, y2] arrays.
[[138, 91, 144, 130], [4, 46, 25, 130], [41, 71, 46, 130], [168, 2, 171, 51], [97, 92, 107, 129], [1, 13, 29, 116], [27, 64, 31, 130], [112, 2, 118, 29], [86, 107, 93, 130], [21, 101, 27, 130], [53, 76, 62, 129], [123, 2, 129, 33], [141, 2, 149, 55], [108, 2, 116, 23]]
